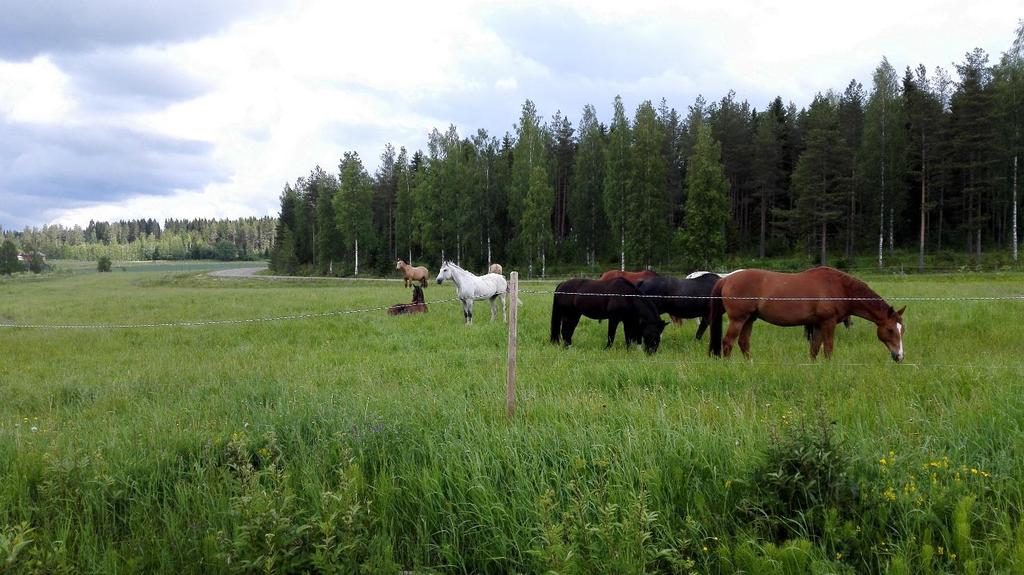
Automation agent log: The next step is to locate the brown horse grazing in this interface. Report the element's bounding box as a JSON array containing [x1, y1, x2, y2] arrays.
[[388, 285, 428, 316], [488, 263, 503, 274], [396, 260, 429, 288], [599, 269, 658, 284], [708, 267, 905, 362]]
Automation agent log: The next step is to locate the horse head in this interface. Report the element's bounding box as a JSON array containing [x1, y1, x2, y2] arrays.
[[396, 260, 406, 270], [640, 319, 670, 355], [436, 261, 452, 285], [876, 306, 906, 362]]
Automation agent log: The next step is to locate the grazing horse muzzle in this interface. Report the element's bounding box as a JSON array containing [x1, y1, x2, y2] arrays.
[[891, 350, 904, 363]]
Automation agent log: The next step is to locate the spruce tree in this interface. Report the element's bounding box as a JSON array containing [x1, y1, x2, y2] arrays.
[[682, 124, 731, 269]]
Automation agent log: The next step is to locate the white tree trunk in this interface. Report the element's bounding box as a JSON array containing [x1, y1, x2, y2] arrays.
[[620, 226, 625, 271], [919, 162, 927, 272], [354, 238, 359, 275], [541, 249, 546, 279], [889, 207, 894, 252], [1014, 155, 1019, 262], [879, 100, 887, 268]]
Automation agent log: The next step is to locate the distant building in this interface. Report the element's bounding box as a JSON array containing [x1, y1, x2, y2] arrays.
[[17, 252, 46, 262]]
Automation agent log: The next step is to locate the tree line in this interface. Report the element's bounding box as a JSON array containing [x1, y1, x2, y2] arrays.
[[271, 28, 1022, 277], [1, 217, 278, 263]]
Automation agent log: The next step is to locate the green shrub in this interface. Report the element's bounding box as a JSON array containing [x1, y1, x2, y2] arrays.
[[97, 256, 112, 272], [743, 411, 856, 542]]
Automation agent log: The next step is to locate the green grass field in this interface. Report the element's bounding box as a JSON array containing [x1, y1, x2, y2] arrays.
[[2, 263, 1024, 573]]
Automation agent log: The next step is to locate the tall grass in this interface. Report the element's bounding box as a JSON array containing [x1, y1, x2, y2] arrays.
[[1, 267, 1023, 573]]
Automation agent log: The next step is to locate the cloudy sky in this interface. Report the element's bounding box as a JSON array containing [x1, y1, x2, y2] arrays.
[[0, 0, 1018, 230]]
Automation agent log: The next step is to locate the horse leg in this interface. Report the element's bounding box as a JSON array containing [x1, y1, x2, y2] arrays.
[[489, 295, 498, 321], [606, 318, 620, 349], [463, 299, 473, 325], [809, 325, 824, 359], [821, 321, 838, 359], [695, 316, 710, 340], [561, 312, 581, 348], [623, 320, 633, 347], [738, 317, 756, 359], [722, 317, 744, 358]]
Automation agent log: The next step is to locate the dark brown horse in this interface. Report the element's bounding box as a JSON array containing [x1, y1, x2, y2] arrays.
[[635, 273, 720, 340], [388, 286, 428, 316], [708, 267, 905, 362], [599, 269, 658, 284], [550, 278, 668, 354]]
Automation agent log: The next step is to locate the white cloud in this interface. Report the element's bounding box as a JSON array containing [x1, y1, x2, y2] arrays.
[[0, 56, 76, 123], [1, 0, 1019, 228]]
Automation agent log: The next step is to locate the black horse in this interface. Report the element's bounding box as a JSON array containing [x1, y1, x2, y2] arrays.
[[550, 278, 668, 354], [635, 273, 720, 340]]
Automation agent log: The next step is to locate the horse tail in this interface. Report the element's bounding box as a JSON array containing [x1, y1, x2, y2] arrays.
[[550, 296, 561, 344], [709, 278, 725, 357]]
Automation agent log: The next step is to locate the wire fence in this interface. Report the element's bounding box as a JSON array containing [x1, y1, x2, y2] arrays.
[[520, 288, 1024, 302], [4, 287, 1024, 329]]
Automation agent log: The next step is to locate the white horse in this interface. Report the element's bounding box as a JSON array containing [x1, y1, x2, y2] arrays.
[[686, 269, 745, 280], [436, 260, 509, 324]]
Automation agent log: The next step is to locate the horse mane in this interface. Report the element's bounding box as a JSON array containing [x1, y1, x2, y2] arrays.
[[829, 268, 880, 300]]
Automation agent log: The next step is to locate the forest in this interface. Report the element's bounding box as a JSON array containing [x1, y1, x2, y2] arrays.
[[270, 30, 1023, 277], [1, 217, 277, 262]]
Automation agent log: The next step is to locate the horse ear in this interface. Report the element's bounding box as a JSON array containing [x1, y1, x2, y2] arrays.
[[896, 306, 906, 317], [887, 306, 895, 317]]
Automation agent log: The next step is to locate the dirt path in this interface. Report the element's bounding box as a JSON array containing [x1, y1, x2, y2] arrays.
[[208, 266, 267, 277], [208, 266, 402, 282]]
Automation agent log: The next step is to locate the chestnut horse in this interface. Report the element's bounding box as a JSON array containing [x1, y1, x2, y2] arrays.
[[708, 267, 905, 362], [396, 260, 429, 288], [599, 269, 658, 284], [387, 286, 428, 316]]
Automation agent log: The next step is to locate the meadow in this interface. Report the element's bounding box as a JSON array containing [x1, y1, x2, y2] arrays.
[[1, 262, 1024, 574]]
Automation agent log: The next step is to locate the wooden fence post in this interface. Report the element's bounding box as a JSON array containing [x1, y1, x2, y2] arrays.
[[506, 271, 518, 417]]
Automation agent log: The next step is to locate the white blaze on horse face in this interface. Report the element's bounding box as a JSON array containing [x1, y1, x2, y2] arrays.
[[896, 322, 904, 361]]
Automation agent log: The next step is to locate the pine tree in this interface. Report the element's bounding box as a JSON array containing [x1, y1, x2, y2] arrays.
[[682, 124, 731, 269], [708, 91, 754, 250], [837, 81, 866, 259], [569, 104, 608, 267], [310, 166, 342, 275], [394, 147, 415, 264], [903, 66, 942, 270], [994, 20, 1024, 260], [629, 100, 670, 267], [510, 100, 546, 261], [951, 48, 998, 264], [548, 111, 575, 249], [522, 166, 554, 277], [334, 152, 374, 275], [604, 95, 632, 270], [786, 93, 846, 265], [752, 107, 783, 258], [0, 240, 20, 275], [861, 57, 906, 266]]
